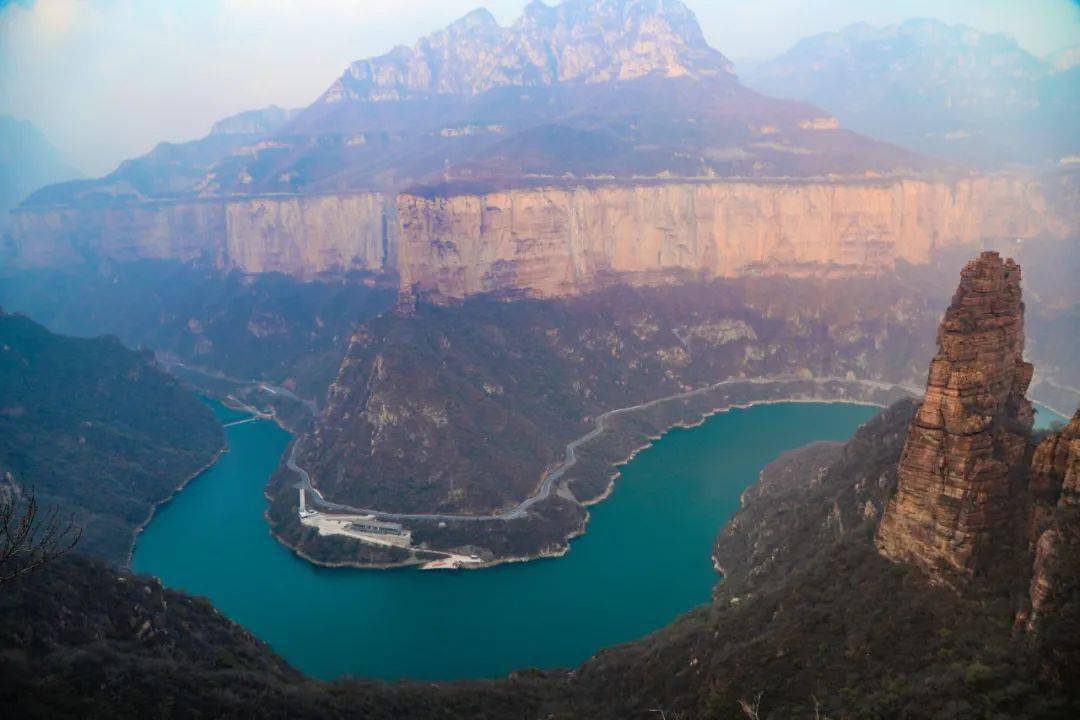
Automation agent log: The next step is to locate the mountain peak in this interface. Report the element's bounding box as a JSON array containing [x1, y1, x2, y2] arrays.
[[744, 17, 1069, 164], [449, 7, 499, 31], [321, 0, 731, 104], [209, 105, 298, 136], [1048, 44, 1080, 72], [0, 115, 81, 213], [520, 0, 556, 25]]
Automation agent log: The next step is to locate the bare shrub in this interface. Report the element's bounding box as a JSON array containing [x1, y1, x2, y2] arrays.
[[0, 483, 81, 585]]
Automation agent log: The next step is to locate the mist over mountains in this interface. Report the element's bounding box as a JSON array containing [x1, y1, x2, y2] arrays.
[[0, 3, 1078, 717], [17, 0, 928, 211], [11, 5, 1076, 218], [744, 19, 1080, 165], [0, 115, 79, 219]]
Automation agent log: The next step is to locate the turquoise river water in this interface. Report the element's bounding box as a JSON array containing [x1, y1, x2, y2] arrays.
[[132, 400, 1065, 681]]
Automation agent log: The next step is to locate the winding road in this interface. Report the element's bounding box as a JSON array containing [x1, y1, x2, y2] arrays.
[[166, 359, 319, 414], [287, 375, 915, 524]]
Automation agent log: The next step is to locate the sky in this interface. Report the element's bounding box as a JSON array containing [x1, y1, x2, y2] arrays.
[[2, 0, 1078, 176]]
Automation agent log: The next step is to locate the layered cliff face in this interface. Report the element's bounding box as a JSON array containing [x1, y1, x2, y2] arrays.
[[1029, 411, 1080, 531], [10, 3, 1075, 288], [397, 177, 1067, 298], [1026, 411, 1080, 631], [12, 174, 1066, 292], [17, 0, 1073, 288], [8, 193, 386, 277], [876, 251, 1035, 582], [222, 194, 385, 275]]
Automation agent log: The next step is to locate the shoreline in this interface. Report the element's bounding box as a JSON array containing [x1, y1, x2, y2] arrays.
[[157, 357, 1075, 571], [519, 395, 893, 575], [1033, 399, 1074, 423], [126, 443, 227, 568], [149, 381, 1070, 575], [277, 378, 910, 571], [294, 375, 916, 520], [168, 357, 317, 435]]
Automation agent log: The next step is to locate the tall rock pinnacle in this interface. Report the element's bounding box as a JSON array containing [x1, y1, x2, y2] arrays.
[[876, 251, 1035, 583]]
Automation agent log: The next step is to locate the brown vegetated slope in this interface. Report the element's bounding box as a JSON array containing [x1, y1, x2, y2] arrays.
[[273, 238, 1078, 569], [7, 339, 1078, 717], [297, 275, 939, 516], [0, 312, 224, 564]]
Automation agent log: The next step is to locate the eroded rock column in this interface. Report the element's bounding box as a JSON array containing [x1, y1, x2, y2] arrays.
[[876, 251, 1034, 582]]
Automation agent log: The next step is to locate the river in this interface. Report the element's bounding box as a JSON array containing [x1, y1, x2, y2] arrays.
[[132, 400, 1065, 681]]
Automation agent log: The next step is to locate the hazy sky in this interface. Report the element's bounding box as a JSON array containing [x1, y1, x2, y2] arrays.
[[2, 0, 1078, 176]]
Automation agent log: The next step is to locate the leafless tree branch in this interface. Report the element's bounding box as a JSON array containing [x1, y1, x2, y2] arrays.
[[812, 694, 832, 720], [738, 691, 764, 720], [0, 482, 81, 586]]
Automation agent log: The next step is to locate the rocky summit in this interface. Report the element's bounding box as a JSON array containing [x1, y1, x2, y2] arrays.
[[876, 251, 1034, 582], [322, 0, 733, 103]]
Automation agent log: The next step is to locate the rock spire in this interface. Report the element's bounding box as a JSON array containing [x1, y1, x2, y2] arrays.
[[876, 251, 1034, 582]]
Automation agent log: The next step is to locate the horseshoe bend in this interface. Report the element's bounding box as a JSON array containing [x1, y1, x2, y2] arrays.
[[1, 0, 1078, 717]]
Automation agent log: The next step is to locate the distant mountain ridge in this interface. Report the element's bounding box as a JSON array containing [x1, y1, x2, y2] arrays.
[[1047, 45, 1080, 72], [0, 115, 80, 218], [744, 18, 1079, 165], [210, 105, 299, 136], [320, 0, 732, 104], [8, 2, 1074, 309], [18, 0, 925, 209]]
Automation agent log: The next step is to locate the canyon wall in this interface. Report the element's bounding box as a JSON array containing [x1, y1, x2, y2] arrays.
[[7, 193, 386, 278], [7, 175, 1070, 291], [396, 176, 1067, 297], [222, 194, 385, 275]]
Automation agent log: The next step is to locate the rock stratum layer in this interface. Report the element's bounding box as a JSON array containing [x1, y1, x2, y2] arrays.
[[1026, 410, 1080, 630], [8, 193, 386, 278], [876, 251, 1035, 582], [397, 176, 1065, 298], [9, 175, 1069, 297]]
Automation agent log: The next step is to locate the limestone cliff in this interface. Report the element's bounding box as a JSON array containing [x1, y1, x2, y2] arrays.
[[9, 174, 1068, 294], [396, 176, 1067, 298], [11, 1, 1074, 283], [8, 193, 386, 278], [222, 195, 386, 275], [875, 251, 1035, 582]]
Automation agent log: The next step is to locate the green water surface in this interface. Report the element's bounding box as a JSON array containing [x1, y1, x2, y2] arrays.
[[134, 401, 888, 680]]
